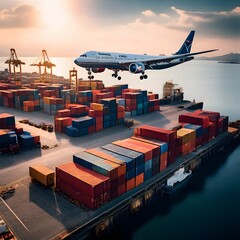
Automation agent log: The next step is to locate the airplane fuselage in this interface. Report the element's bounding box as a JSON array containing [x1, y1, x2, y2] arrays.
[[74, 51, 193, 71]]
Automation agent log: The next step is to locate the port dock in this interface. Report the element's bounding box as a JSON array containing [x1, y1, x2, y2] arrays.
[[61, 129, 240, 239], [1, 102, 240, 240]]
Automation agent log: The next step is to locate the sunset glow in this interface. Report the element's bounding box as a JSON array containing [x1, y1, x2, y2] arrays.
[[40, 1, 68, 29], [0, 0, 239, 57]]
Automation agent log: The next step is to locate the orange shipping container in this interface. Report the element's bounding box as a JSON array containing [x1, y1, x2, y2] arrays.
[[160, 152, 168, 171], [126, 178, 135, 191], [90, 103, 104, 111], [113, 140, 152, 161], [135, 173, 144, 186], [56, 109, 71, 118]]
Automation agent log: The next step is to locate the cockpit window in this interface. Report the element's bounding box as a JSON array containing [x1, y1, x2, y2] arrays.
[[80, 54, 87, 57]]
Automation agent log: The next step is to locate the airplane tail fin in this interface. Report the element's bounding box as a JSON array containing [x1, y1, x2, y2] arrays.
[[175, 30, 195, 55]]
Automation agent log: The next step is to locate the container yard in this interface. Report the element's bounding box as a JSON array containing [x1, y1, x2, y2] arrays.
[[1, 50, 240, 240], [1, 99, 240, 239]]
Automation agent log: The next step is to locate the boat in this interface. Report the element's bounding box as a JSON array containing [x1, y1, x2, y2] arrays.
[[162, 167, 192, 196]]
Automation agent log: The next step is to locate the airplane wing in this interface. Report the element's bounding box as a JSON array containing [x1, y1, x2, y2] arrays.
[[119, 49, 218, 66]]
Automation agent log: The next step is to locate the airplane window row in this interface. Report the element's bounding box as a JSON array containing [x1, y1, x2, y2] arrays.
[[97, 52, 111, 56]]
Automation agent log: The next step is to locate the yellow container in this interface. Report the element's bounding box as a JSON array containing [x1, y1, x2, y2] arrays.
[[29, 164, 55, 186], [90, 103, 104, 111]]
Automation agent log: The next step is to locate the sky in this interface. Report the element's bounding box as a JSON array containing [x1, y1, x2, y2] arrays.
[[0, 0, 239, 57]]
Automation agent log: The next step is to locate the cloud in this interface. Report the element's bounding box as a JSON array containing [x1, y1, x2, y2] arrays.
[[0, 4, 40, 28], [142, 10, 156, 17], [168, 6, 240, 38]]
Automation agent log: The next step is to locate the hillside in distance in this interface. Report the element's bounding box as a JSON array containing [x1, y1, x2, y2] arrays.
[[197, 53, 240, 63]]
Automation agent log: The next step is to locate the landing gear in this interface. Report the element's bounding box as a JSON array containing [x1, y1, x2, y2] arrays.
[[86, 69, 94, 79], [140, 72, 148, 80], [112, 71, 121, 80]]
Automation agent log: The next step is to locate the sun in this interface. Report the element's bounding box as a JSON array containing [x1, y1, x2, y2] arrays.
[[39, 0, 69, 29]]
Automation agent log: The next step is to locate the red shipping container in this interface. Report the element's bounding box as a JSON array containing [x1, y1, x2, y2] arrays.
[[88, 125, 96, 134], [194, 110, 220, 123], [118, 183, 126, 196], [160, 152, 168, 167], [32, 135, 40, 144], [110, 178, 118, 189], [118, 174, 126, 186], [56, 179, 103, 210], [88, 109, 96, 118], [14, 126, 23, 135], [56, 109, 71, 118], [179, 114, 209, 128], [134, 125, 176, 149], [56, 162, 110, 197], [208, 122, 216, 140], [168, 150, 176, 165]]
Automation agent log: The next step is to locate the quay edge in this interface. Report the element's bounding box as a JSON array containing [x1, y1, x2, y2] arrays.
[[59, 127, 240, 240]]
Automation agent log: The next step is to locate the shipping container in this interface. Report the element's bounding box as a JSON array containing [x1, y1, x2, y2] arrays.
[[73, 151, 120, 180], [134, 125, 176, 149], [179, 113, 209, 128], [56, 162, 110, 197], [112, 139, 153, 162], [101, 143, 144, 167], [29, 164, 54, 186], [85, 148, 126, 177]]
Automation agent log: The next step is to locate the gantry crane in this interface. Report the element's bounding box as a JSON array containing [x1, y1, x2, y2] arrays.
[[5, 48, 25, 84], [69, 68, 78, 90], [30, 50, 56, 83]]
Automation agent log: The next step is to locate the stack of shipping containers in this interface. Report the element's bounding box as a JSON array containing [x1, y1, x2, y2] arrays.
[[101, 144, 145, 187], [130, 136, 168, 172], [76, 90, 92, 106], [89, 103, 104, 132], [134, 125, 177, 165], [73, 151, 124, 200], [0, 113, 40, 152], [55, 109, 229, 210], [60, 89, 77, 106], [56, 162, 110, 210], [176, 128, 196, 157], [77, 80, 105, 91], [43, 97, 64, 115], [56, 98, 125, 136]]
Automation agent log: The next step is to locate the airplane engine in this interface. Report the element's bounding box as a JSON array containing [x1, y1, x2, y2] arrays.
[[91, 68, 105, 73], [129, 62, 145, 74]]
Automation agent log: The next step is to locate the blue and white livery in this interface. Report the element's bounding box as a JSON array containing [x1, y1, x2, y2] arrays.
[[74, 30, 217, 80]]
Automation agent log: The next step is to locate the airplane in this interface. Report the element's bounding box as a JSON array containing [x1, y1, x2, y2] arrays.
[[74, 30, 218, 80]]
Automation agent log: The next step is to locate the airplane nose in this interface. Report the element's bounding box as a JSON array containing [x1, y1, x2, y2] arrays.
[[74, 59, 78, 65]]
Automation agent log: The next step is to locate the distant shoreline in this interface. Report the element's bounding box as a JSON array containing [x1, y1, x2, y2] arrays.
[[218, 61, 240, 64]]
